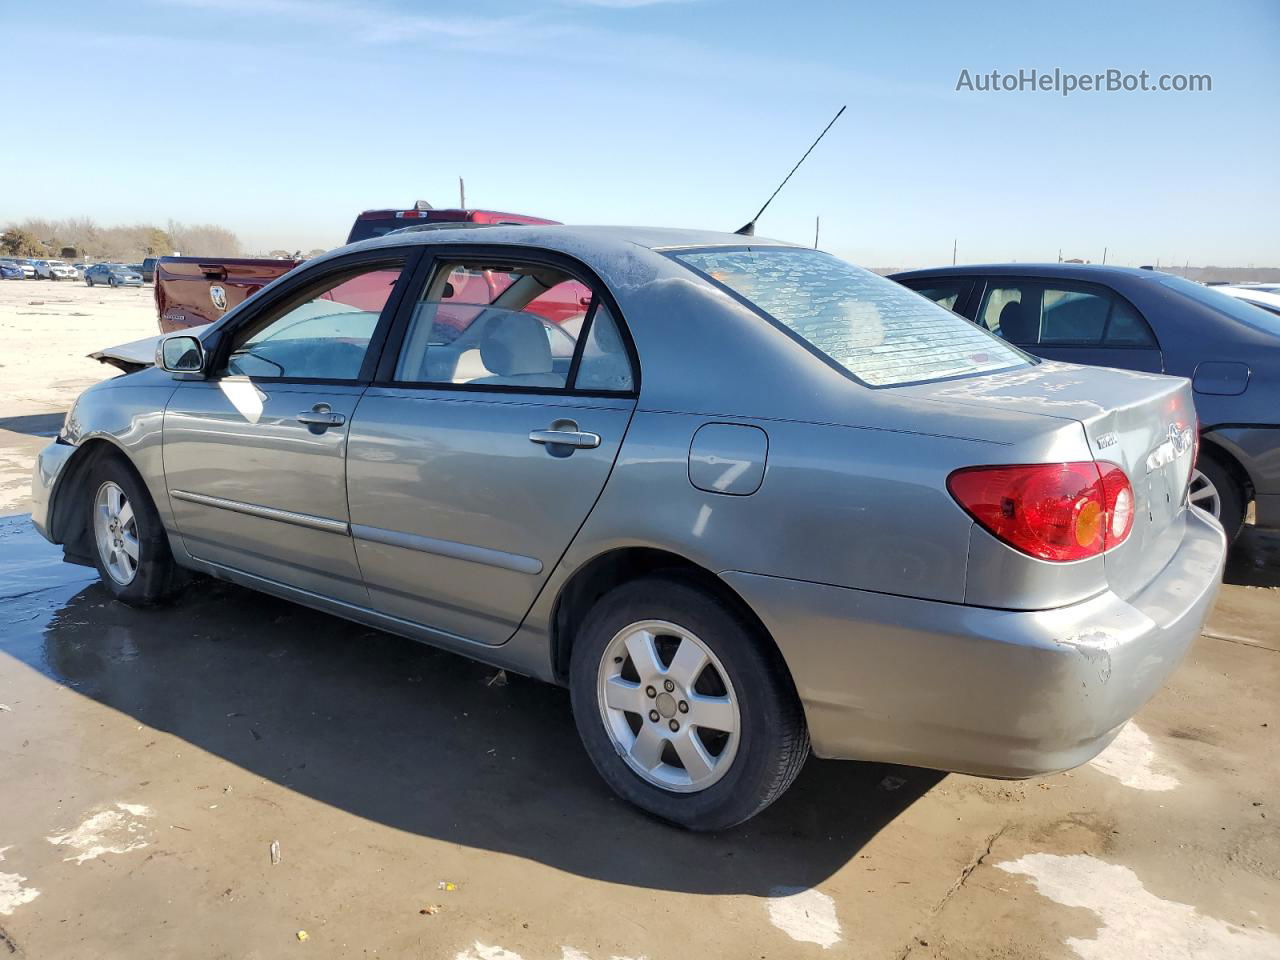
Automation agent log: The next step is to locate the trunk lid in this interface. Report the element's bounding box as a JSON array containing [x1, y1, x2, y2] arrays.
[[902, 361, 1197, 599]]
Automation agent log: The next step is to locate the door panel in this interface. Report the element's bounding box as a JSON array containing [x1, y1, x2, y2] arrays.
[[346, 389, 635, 644], [164, 379, 368, 604]]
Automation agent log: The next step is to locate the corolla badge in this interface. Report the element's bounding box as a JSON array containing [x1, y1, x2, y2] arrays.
[[210, 285, 228, 312]]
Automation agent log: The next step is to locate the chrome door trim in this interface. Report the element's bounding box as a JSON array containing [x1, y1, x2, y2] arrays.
[[351, 523, 544, 575], [170, 489, 350, 535]]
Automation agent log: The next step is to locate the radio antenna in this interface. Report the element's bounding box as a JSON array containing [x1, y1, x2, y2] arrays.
[[735, 105, 846, 237]]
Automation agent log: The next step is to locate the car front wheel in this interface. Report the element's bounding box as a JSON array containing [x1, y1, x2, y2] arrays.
[[570, 576, 809, 830], [86, 275, 93, 286], [88, 455, 182, 604]]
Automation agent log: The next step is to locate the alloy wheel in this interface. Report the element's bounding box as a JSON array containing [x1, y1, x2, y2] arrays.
[[94, 480, 139, 585], [1189, 468, 1221, 519], [596, 619, 741, 793]]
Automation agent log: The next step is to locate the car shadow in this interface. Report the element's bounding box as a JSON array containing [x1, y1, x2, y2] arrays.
[[0, 411, 65, 438], [15, 576, 941, 896], [1224, 524, 1280, 588]]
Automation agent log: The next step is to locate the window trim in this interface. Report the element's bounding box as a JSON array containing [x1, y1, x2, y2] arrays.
[[203, 247, 424, 386], [668, 246, 1034, 390], [371, 244, 640, 399], [972, 277, 1160, 350]]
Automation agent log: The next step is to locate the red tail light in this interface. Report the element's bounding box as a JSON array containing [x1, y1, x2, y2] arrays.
[[947, 461, 1134, 562]]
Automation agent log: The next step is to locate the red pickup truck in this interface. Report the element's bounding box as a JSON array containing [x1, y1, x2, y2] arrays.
[[154, 203, 560, 332]]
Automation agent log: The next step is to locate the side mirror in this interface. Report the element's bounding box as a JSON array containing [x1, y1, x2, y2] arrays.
[[157, 335, 205, 374]]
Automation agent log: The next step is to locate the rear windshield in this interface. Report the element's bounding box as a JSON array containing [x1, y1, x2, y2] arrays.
[[674, 247, 1031, 387], [1158, 275, 1280, 337]]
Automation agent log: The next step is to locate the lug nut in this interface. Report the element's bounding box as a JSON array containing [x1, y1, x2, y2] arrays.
[[669, 720, 679, 732], [664, 679, 675, 692], [648, 710, 659, 722], [678, 700, 689, 714], [645, 685, 656, 698]]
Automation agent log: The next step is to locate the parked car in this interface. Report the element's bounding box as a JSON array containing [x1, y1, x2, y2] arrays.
[[34, 227, 1224, 830], [0, 259, 26, 280], [1214, 284, 1280, 317], [154, 203, 560, 332], [140, 257, 158, 283], [892, 263, 1280, 540], [84, 263, 143, 287], [35, 258, 80, 281], [10, 258, 39, 278]]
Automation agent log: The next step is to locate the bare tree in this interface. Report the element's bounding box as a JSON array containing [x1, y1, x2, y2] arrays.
[[167, 220, 241, 258]]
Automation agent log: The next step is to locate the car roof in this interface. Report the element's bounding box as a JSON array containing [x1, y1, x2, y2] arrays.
[[350, 223, 796, 259], [890, 263, 1168, 282]]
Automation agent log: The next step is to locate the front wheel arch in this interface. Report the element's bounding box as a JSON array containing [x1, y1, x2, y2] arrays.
[[49, 439, 139, 562]]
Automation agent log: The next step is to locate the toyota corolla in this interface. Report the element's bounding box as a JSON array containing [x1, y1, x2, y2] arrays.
[[32, 226, 1226, 830]]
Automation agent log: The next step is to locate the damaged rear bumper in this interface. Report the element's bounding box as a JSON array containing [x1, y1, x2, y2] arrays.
[[723, 507, 1226, 778]]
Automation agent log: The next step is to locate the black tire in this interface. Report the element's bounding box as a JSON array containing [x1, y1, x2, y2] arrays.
[[86, 453, 183, 605], [86, 276, 93, 286], [109, 276, 118, 287], [1197, 453, 1245, 543], [569, 576, 809, 831]]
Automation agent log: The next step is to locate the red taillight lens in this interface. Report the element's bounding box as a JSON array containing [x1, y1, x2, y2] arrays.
[[947, 461, 1135, 562]]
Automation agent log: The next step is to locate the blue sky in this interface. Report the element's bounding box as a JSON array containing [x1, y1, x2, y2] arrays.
[[2, 0, 1277, 265]]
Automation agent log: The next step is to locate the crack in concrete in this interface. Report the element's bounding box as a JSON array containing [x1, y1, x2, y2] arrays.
[[894, 824, 1009, 960], [1202, 631, 1278, 654]]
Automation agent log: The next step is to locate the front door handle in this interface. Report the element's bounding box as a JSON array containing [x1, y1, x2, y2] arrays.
[[296, 404, 346, 428], [529, 420, 601, 449]]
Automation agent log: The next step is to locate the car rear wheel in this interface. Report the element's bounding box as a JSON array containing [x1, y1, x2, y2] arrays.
[[108, 276, 118, 287], [1191, 455, 1244, 542], [88, 455, 182, 605], [569, 576, 808, 830]]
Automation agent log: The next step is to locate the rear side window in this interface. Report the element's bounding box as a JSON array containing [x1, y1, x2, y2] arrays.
[[674, 248, 1029, 387], [978, 282, 1156, 347], [391, 259, 633, 392]]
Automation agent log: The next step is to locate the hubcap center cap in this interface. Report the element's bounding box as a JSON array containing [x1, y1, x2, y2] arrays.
[[655, 692, 677, 718]]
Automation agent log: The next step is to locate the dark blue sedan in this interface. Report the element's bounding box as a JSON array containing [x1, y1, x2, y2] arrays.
[[891, 263, 1280, 540]]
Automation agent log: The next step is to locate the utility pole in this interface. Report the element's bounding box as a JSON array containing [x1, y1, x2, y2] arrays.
[[459, 177, 466, 209], [1102, 246, 1107, 265], [1058, 248, 1062, 263], [814, 216, 820, 249], [952, 237, 957, 265]]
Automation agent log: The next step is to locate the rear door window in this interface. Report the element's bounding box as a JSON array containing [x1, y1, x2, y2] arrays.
[[977, 281, 1156, 347]]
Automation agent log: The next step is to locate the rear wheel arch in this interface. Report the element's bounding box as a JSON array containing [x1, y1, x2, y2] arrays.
[[1199, 435, 1254, 501], [549, 546, 794, 692]]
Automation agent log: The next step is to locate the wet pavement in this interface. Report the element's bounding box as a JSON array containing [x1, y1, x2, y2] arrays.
[[1, 512, 1277, 959]]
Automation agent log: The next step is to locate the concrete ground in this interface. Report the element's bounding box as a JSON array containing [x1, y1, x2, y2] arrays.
[[0, 279, 1276, 959]]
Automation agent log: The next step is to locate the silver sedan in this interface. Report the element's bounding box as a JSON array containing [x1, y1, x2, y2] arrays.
[[32, 226, 1226, 829]]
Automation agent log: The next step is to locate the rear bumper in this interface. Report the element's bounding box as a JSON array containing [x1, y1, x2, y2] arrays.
[[723, 507, 1226, 778], [31, 440, 75, 542]]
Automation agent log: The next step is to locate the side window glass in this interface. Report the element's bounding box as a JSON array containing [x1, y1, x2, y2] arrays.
[[1040, 288, 1109, 344], [979, 284, 1040, 343], [1104, 300, 1157, 346], [908, 280, 970, 312], [394, 261, 572, 388], [575, 304, 634, 392], [225, 264, 402, 379]]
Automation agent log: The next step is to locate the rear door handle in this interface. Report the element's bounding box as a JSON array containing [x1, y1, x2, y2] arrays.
[[529, 428, 600, 449], [296, 403, 346, 428]]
